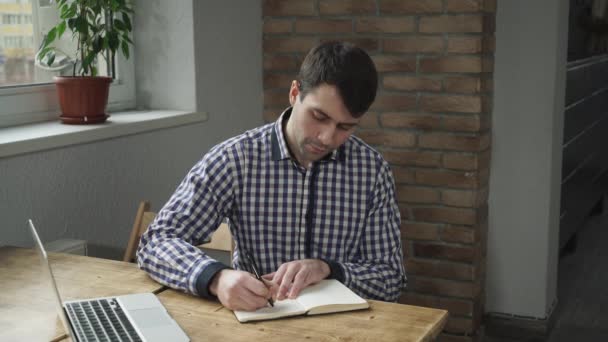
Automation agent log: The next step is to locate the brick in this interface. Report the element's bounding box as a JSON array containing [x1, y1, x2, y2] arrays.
[[397, 185, 440, 204], [480, 76, 493, 93], [400, 206, 412, 221], [264, 73, 294, 89], [439, 297, 474, 316], [379, 0, 442, 14], [321, 37, 379, 52], [264, 37, 317, 53], [402, 222, 440, 241], [483, 12, 496, 32], [411, 277, 477, 298], [420, 56, 483, 73], [442, 152, 478, 170], [372, 56, 416, 72], [391, 165, 415, 183], [420, 15, 483, 33], [357, 130, 416, 148], [356, 17, 415, 33], [438, 334, 475, 342], [263, 0, 316, 16], [442, 115, 482, 132], [414, 242, 475, 262], [441, 225, 476, 244], [383, 37, 444, 53], [484, 0, 497, 12], [420, 95, 482, 113], [369, 94, 417, 111], [383, 76, 442, 92], [382, 150, 442, 167], [319, 0, 376, 15], [447, 0, 482, 12], [295, 19, 353, 33], [443, 76, 481, 94], [482, 35, 496, 52], [263, 19, 293, 34], [264, 90, 288, 108], [419, 132, 489, 151], [415, 169, 478, 189], [263, 110, 281, 122], [358, 112, 379, 128], [406, 258, 474, 281], [447, 36, 483, 53], [413, 206, 477, 225], [442, 189, 476, 207], [399, 292, 440, 308], [263, 55, 298, 71], [446, 316, 475, 334], [381, 113, 441, 131]]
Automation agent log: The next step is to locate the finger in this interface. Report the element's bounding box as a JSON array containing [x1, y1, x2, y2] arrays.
[[265, 279, 280, 301], [277, 265, 298, 300], [288, 269, 310, 299], [237, 289, 267, 311], [272, 265, 287, 285], [262, 272, 275, 280], [245, 275, 271, 298]]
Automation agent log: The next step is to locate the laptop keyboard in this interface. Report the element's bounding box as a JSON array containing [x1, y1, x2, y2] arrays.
[[65, 298, 143, 342]]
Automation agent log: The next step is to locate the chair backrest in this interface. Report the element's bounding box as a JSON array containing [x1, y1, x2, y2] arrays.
[[123, 201, 234, 263], [123, 201, 156, 262]]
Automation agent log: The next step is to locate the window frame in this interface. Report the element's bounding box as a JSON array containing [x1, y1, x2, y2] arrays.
[[0, 0, 136, 128]]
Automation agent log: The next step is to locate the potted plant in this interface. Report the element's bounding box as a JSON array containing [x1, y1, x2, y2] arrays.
[[37, 0, 134, 124]]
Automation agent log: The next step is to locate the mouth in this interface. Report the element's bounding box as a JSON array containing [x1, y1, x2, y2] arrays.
[[308, 144, 327, 154]]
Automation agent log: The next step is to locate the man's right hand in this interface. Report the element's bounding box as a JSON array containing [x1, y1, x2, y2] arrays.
[[208, 269, 277, 311]]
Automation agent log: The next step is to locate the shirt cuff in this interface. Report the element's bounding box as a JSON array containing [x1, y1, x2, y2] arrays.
[[321, 258, 345, 283], [195, 261, 231, 299]]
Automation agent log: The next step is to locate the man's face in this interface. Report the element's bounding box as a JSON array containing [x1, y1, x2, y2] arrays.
[[284, 81, 360, 167]]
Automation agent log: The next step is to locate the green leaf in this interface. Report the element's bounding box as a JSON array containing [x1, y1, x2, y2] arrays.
[[121, 40, 129, 59], [45, 50, 56, 67], [113, 18, 126, 31], [67, 18, 76, 31], [122, 12, 131, 31], [57, 21, 66, 39], [108, 31, 119, 51], [46, 27, 57, 45], [121, 34, 133, 44]]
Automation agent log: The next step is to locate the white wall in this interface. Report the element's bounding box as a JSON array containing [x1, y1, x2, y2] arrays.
[[0, 0, 263, 259], [487, 0, 568, 318]]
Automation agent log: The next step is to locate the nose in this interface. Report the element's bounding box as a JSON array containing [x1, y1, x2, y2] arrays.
[[317, 125, 335, 146]]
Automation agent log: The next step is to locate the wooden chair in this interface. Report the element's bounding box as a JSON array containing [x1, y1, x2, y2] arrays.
[[123, 201, 233, 263]]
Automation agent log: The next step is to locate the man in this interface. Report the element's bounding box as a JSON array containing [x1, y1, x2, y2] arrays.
[[137, 41, 406, 312]]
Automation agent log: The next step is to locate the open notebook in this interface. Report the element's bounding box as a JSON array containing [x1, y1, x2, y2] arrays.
[[234, 279, 369, 323]]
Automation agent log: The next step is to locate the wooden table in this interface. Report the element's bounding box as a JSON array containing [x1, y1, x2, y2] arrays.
[[0, 246, 165, 342], [157, 287, 447, 341], [0, 246, 447, 342]]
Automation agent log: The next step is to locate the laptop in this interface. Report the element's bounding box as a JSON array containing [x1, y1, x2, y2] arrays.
[[28, 219, 189, 342]]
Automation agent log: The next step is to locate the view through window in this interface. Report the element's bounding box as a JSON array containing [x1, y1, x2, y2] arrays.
[[0, 0, 36, 86]]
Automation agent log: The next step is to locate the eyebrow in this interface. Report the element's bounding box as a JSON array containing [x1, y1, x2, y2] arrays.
[[314, 108, 359, 127]]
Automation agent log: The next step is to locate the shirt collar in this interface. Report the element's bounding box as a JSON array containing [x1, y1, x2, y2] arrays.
[[271, 107, 345, 163]]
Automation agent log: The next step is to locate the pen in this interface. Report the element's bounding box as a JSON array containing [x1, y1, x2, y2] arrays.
[[244, 249, 274, 307]]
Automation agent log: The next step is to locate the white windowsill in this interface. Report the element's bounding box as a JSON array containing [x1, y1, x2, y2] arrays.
[[0, 110, 207, 158]]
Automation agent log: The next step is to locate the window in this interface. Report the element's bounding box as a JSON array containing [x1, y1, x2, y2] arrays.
[[0, 0, 135, 127]]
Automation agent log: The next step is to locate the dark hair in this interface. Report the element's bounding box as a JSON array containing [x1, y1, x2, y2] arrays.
[[297, 41, 378, 118]]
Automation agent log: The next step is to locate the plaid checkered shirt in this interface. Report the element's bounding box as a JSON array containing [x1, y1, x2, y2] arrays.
[[137, 108, 407, 301]]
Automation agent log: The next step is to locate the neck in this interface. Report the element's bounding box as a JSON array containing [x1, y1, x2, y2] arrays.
[[283, 115, 309, 168]]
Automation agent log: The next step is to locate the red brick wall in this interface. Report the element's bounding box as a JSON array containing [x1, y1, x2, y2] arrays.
[[262, 1, 495, 340]]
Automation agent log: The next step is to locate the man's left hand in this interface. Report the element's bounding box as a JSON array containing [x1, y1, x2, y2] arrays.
[[263, 259, 330, 300]]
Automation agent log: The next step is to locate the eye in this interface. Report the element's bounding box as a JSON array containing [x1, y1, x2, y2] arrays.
[[312, 110, 327, 121], [338, 124, 356, 131]]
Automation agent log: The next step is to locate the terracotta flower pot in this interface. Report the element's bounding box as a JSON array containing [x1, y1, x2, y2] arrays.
[[54, 76, 113, 124]]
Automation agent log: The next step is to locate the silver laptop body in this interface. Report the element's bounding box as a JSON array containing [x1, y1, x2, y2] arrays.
[[28, 219, 189, 342]]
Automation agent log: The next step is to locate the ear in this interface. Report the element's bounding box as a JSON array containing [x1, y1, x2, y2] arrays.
[[289, 80, 299, 106]]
